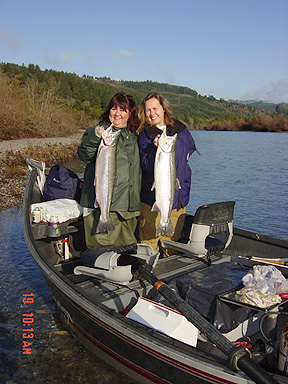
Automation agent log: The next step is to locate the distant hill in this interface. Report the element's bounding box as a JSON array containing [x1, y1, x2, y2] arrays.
[[93, 77, 262, 125], [0, 62, 265, 128], [231, 99, 288, 113], [1, 62, 287, 133]]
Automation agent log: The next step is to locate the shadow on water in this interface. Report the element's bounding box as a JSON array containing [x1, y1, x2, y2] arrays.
[[0, 206, 137, 384]]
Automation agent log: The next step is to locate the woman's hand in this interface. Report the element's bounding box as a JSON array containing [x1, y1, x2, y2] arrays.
[[94, 126, 104, 138], [153, 134, 161, 147]]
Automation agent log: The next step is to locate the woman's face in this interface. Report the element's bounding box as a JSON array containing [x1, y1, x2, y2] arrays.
[[109, 105, 129, 128], [144, 97, 165, 127]]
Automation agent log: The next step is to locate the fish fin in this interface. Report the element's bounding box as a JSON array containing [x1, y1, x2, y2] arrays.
[[166, 221, 174, 235], [176, 178, 181, 190], [95, 217, 115, 234], [155, 221, 174, 237], [151, 181, 155, 191], [151, 202, 160, 212], [155, 224, 163, 237]]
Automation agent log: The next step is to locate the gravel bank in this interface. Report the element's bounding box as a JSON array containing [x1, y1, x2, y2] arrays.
[[0, 131, 84, 211], [0, 132, 83, 157]]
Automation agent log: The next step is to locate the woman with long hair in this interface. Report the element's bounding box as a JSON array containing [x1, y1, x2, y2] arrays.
[[138, 92, 196, 256]]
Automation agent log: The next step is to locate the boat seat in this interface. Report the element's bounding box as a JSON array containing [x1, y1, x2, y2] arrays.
[[74, 243, 159, 284], [162, 201, 235, 259]]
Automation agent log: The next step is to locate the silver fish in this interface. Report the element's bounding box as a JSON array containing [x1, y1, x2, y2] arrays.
[[151, 128, 179, 236], [94, 125, 121, 233]]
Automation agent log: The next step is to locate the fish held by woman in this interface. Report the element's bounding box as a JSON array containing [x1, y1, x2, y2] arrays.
[[94, 125, 121, 233], [151, 129, 179, 236]]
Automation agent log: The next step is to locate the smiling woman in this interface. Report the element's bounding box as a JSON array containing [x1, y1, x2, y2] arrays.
[[144, 97, 166, 127], [77, 92, 142, 249], [109, 105, 129, 128], [137, 92, 197, 256]]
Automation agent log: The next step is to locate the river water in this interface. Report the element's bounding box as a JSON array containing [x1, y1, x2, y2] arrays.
[[0, 131, 287, 383], [188, 130, 288, 240]]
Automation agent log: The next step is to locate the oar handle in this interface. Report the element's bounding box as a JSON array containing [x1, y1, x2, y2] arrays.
[[237, 355, 279, 384]]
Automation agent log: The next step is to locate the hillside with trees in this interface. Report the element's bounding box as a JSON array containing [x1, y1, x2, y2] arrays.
[[0, 62, 287, 140], [235, 99, 288, 113]]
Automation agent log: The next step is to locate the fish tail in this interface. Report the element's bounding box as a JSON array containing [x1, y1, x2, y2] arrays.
[[155, 224, 163, 237], [166, 221, 174, 235], [95, 217, 115, 234], [155, 221, 174, 237]]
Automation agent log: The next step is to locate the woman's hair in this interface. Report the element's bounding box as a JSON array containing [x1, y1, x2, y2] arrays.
[[137, 92, 174, 134], [100, 92, 139, 132]]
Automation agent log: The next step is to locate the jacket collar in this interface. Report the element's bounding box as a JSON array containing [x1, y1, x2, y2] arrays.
[[144, 119, 186, 139]]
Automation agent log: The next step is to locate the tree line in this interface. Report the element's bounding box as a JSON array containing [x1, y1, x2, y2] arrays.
[[0, 62, 287, 140]]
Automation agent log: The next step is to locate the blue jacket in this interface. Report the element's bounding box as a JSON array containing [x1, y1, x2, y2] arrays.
[[138, 119, 196, 209]]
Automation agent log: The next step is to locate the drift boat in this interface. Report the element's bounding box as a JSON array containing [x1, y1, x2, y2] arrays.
[[23, 159, 288, 384]]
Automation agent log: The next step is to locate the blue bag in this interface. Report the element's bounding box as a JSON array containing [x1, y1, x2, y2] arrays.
[[43, 164, 81, 202]]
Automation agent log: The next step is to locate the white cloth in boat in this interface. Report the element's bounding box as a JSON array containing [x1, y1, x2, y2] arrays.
[[31, 199, 83, 223]]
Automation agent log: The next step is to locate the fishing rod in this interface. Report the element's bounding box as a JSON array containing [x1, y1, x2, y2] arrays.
[[236, 255, 288, 268]]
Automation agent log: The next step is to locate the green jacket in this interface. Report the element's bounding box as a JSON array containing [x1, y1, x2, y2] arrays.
[[77, 124, 141, 216]]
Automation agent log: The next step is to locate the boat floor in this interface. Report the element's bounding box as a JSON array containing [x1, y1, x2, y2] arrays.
[[53, 249, 288, 348], [54, 252, 225, 313]]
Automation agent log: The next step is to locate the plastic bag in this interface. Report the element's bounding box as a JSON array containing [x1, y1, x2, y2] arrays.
[[242, 265, 286, 295]]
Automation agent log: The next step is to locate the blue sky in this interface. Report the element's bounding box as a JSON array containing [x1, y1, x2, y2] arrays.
[[1, 0, 288, 103]]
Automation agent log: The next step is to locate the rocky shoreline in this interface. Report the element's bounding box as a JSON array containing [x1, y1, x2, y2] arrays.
[[0, 175, 28, 211], [0, 132, 83, 211]]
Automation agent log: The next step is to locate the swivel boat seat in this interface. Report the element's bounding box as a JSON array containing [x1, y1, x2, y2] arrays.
[[74, 243, 159, 285], [162, 201, 235, 260]]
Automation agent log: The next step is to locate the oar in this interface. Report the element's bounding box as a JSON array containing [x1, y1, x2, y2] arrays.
[[138, 265, 280, 384]]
